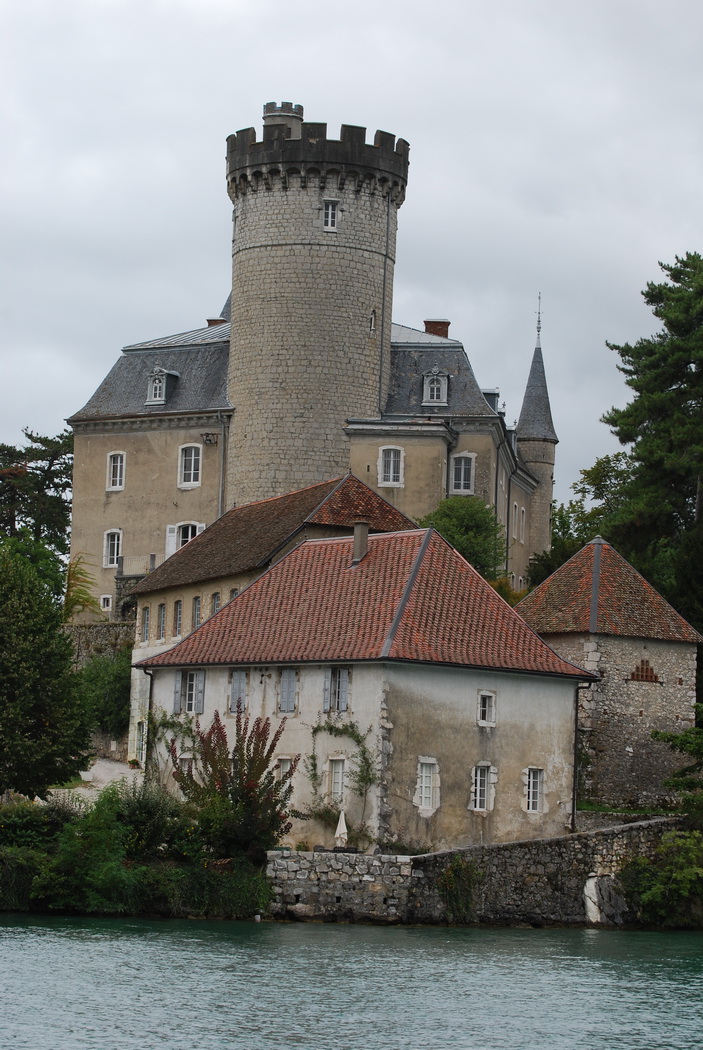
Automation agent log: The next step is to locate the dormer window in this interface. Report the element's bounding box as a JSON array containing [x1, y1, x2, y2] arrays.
[[422, 369, 448, 406], [146, 367, 179, 405]]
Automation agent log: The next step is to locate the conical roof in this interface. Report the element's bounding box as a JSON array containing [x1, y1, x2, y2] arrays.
[[517, 537, 701, 643], [516, 345, 558, 443]]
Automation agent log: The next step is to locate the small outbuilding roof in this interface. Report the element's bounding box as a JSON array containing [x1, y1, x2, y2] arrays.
[[129, 474, 416, 595], [138, 528, 592, 679], [517, 536, 701, 643]]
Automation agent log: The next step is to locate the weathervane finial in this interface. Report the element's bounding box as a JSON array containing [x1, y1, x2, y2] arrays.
[[536, 292, 542, 348]]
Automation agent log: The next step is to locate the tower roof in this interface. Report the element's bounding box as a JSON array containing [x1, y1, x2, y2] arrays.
[[516, 318, 558, 443], [516, 537, 701, 643], [138, 528, 593, 679]]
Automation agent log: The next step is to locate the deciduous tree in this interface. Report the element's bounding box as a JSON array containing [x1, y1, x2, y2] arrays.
[[419, 496, 505, 579]]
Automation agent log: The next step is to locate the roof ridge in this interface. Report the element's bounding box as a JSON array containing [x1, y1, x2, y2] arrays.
[[381, 528, 433, 657], [304, 473, 350, 522]]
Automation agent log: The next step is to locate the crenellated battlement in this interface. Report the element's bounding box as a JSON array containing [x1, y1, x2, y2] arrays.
[[226, 103, 409, 202]]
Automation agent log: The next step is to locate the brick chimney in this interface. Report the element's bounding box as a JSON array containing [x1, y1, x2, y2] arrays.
[[424, 319, 450, 338]]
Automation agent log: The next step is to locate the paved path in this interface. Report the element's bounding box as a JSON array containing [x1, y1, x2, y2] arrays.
[[53, 757, 144, 803]]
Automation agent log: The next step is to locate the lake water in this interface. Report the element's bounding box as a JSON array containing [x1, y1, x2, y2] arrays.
[[2, 915, 702, 1050]]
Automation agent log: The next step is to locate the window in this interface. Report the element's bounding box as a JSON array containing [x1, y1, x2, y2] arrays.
[[477, 691, 496, 727], [192, 596, 201, 629], [378, 446, 404, 487], [422, 372, 448, 405], [141, 606, 150, 643], [179, 444, 201, 488], [369, 309, 376, 333], [136, 721, 147, 766], [173, 600, 183, 636], [147, 372, 165, 403], [157, 603, 166, 640], [165, 521, 206, 557], [211, 592, 220, 616], [323, 200, 338, 229], [106, 452, 125, 491], [414, 758, 439, 814], [230, 587, 239, 600], [451, 453, 475, 494], [279, 668, 297, 714], [418, 762, 434, 808], [471, 765, 489, 811], [103, 530, 122, 568], [526, 768, 543, 813], [520, 506, 526, 544], [229, 670, 248, 714], [276, 757, 292, 782], [100, 594, 112, 612], [323, 667, 349, 712], [512, 502, 518, 539], [173, 669, 205, 715], [329, 758, 345, 803]]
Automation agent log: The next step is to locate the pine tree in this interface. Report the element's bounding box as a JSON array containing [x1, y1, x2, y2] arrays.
[[0, 543, 92, 797]]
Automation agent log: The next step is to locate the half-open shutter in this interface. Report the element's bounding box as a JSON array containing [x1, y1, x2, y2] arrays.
[[338, 668, 348, 712], [195, 671, 205, 714], [196, 522, 206, 536], [165, 525, 177, 558], [323, 668, 332, 712], [172, 671, 182, 714]]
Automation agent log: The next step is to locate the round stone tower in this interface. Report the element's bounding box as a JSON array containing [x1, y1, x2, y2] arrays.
[[225, 102, 409, 505]]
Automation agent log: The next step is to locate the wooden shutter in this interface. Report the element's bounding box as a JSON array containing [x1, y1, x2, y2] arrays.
[[195, 671, 205, 714], [323, 668, 332, 712], [230, 670, 246, 713], [165, 525, 177, 558], [196, 522, 206, 535], [338, 668, 348, 712], [172, 671, 182, 714]]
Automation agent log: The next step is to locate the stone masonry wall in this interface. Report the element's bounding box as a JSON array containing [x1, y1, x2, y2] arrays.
[[545, 634, 696, 807], [64, 621, 136, 668], [267, 819, 673, 926], [227, 174, 400, 506]]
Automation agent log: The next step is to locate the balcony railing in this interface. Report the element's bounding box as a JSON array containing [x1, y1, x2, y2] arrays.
[[116, 554, 164, 578]]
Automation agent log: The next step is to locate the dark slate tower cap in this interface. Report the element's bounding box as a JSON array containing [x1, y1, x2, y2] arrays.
[[516, 313, 558, 444]]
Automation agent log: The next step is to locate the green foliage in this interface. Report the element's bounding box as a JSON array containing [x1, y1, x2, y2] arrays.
[[0, 543, 93, 797], [63, 555, 103, 621], [618, 831, 703, 928], [0, 430, 73, 557], [436, 854, 483, 924], [0, 797, 84, 848], [0, 847, 46, 911], [169, 710, 298, 860], [419, 496, 505, 579], [589, 253, 703, 623], [78, 646, 133, 737]]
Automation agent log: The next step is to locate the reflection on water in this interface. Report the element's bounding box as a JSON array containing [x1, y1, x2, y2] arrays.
[[2, 915, 703, 1050]]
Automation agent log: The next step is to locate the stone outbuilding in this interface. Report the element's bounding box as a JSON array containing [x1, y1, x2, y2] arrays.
[[137, 527, 593, 853], [516, 536, 701, 808]]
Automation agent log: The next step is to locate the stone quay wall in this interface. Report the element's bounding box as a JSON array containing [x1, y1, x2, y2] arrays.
[[267, 818, 674, 927]]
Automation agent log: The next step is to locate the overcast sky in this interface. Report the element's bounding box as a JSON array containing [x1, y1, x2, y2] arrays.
[[2, 0, 701, 503]]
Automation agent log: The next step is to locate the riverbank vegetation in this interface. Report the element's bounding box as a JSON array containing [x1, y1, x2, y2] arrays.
[[0, 780, 271, 918]]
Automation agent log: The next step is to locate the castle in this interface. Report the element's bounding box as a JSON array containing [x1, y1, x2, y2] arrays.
[[68, 102, 557, 614]]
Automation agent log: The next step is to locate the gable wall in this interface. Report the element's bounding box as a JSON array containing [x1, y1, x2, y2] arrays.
[[542, 633, 697, 807]]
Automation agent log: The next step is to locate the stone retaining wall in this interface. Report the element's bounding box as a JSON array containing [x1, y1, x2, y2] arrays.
[[267, 818, 674, 927]]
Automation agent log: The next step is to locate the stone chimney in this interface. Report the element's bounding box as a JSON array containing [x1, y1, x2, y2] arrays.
[[352, 520, 369, 565], [424, 319, 450, 338]]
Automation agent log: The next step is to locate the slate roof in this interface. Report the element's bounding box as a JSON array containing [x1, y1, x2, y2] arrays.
[[384, 346, 496, 417], [68, 342, 230, 421], [516, 537, 701, 643], [129, 474, 416, 595], [516, 346, 558, 443], [138, 528, 592, 678]]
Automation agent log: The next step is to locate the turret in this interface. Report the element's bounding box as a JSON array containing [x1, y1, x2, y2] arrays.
[[516, 305, 558, 557], [224, 102, 409, 506]]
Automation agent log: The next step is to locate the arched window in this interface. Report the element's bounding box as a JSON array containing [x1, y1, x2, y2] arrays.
[[103, 529, 122, 568], [378, 446, 404, 487], [179, 445, 202, 488], [106, 452, 125, 491], [450, 453, 475, 494], [422, 371, 448, 405]]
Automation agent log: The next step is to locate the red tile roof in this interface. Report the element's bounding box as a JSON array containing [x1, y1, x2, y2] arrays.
[[139, 529, 592, 679], [130, 474, 415, 594], [517, 537, 701, 643]]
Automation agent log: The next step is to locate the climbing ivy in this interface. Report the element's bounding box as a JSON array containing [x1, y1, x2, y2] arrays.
[[436, 855, 483, 924]]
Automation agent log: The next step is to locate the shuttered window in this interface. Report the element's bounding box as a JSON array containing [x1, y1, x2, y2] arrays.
[[323, 667, 349, 712], [173, 670, 205, 715], [230, 670, 247, 714], [279, 668, 297, 713]]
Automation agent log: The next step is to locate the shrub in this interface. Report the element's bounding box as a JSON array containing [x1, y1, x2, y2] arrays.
[[0, 796, 83, 849], [437, 855, 483, 924], [0, 846, 45, 911], [618, 830, 703, 928]]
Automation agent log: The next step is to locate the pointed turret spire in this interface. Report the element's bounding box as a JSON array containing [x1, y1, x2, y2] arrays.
[[516, 295, 557, 443]]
